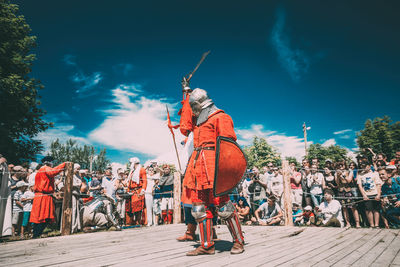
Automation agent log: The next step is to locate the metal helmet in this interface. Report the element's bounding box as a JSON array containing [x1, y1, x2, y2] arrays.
[[189, 88, 213, 116]]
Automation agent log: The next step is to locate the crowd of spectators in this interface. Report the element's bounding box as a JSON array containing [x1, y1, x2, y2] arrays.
[[231, 150, 400, 229], [0, 156, 176, 239], [1, 149, 400, 240]]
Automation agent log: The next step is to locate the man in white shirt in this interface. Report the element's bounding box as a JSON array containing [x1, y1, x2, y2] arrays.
[[102, 168, 117, 200], [315, 189, 343, 227]]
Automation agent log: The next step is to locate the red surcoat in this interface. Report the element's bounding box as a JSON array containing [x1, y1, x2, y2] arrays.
[[30, 163, 66, 224], [182, 110, 237, 191]]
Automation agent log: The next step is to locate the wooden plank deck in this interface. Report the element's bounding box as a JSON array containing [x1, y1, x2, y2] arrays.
[[0, 224, 399, 267]]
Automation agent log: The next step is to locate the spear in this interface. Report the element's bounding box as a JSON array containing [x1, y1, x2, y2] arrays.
[[166, 105, 182, 172]]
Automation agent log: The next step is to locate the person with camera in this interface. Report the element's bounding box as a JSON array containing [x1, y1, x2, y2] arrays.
[[248, 166, 268, 214], [379, 166, 400, 228]]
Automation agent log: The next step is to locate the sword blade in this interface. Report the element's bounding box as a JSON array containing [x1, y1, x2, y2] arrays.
[[186, 50, 210, 82]]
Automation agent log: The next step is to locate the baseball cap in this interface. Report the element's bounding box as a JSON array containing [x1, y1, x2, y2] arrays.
[[16, 181, 28, 188], [304, 205, 312, 211]]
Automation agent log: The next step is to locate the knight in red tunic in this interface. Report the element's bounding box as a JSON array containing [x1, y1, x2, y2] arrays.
[[30, 156, 66, 238], [125, 157, 147, 226], [182, 88, 245, 256]]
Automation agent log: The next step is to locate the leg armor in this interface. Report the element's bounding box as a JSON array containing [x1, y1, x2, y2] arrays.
[[192, 203, 214, 249], [217, 201, 244, 245], [104, 199, 118, 227]]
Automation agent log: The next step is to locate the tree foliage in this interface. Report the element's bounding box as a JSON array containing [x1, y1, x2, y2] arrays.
[[357, 116, 400, 161], [49, 139, 110, 172], [285, 156, 299, 167], [243, 137, 281, 169], [306, 143, 349, 167], [0, 0, 50, 163]]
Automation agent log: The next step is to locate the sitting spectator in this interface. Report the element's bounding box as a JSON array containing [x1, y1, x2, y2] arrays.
[[379, 166, 400, 228], [292, 203, 303, 226], [312, 189, 344, 227], [20, 183, 34, 238], [307, 164, 324, 207], [357, 161, 382, 228], [12, 181, 27, 237], [253, 195, 282, 226], [301, 205, 315, 226], [235, 196, 250, 224]]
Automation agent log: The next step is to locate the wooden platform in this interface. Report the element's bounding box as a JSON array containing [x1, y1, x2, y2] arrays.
[[0, 224, 399, 266]]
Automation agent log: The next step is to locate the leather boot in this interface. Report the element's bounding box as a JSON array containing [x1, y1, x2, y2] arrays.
[[230, 241, 244, 254], [186, 245, 215, 256], [177, 223, 196, 242]]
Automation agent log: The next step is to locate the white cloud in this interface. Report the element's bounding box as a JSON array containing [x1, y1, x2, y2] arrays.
[[36, 123, 89, 153], [73, 72, 102, 95], [333, 129, 354, 140], [236, 124, 308, 160], [63, 54, 103, 98], [88, 84, 185, 164], [333, 129, 352, 135], [321, 138, 336, 147], [270, 8, 310, 82]]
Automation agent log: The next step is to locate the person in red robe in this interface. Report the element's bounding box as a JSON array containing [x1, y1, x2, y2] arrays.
[[30, 156, 66, 238], [181, 88, 245, 256], [125, 157, 147, 226]]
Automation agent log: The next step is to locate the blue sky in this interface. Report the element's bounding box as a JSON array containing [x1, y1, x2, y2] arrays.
[[15, 0, 400, 165]]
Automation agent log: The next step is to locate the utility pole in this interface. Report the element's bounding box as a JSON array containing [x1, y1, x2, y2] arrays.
[[303, 123, 311, 157]]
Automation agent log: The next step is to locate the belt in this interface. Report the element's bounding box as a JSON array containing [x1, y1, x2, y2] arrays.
[[194, 146, 215, 151], [193, 146, 215, 167]]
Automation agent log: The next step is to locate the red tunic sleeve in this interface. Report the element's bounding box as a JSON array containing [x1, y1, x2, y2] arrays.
[[45, 162, 67, 178], [215, 113, 237, 141], [179, 97, 194, 136]]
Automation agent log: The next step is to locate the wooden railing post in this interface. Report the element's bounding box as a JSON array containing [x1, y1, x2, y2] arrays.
[[173, 172, 182, 224], [61, 162, 73, 235], [282, 160, 293, 226]]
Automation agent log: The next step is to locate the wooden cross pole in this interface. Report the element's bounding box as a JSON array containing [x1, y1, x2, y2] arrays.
[[173, 172, 182, 224], [61, 162, 73, 235], [282, 160, 293, 226]]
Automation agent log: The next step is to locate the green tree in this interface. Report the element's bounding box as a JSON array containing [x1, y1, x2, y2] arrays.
[[357, 116, 400, 160], [0, 1, 50, 163], [243, 137, 281, 169], [285, 156, 299, 167], [306, 143, 349, 167], [49, 139, 110, 172]]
